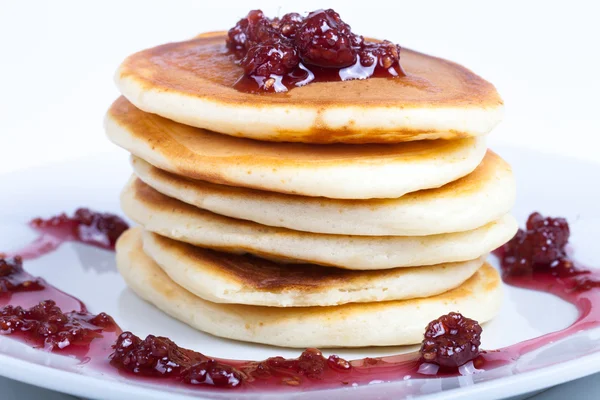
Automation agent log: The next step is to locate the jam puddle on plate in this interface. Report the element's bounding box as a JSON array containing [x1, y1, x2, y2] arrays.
[[1, 210, 600, 391]]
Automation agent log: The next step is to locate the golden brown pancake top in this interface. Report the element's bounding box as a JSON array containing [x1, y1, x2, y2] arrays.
[[119, 32, 502, 109]]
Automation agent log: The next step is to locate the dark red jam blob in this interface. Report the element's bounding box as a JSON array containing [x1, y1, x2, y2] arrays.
[[420, 312, 482, 368], [110, 332, 355, 388], [0, 300, 117, 350], [495, 212, 584, 278], [110, 331, 242, 387], [0, 256, 45, 294], [30, 208, 129, 250], [294, 9, 360, 68], [274, 12, 303, 39], [110, 332, 201, 377], [240, 39, 300, 78], [227, 9, 405, 92]]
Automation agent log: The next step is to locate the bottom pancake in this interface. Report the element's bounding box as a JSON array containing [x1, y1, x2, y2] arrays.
[[141, 229, 484, 307], [116, 228, 503, 348]]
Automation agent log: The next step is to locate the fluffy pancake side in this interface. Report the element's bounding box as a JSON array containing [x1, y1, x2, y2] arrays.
[[132, 150, 515, 236], [116, 33, 503, 144], [142, 229, 484, 307], [116, 228, 503, 347], [121, 177, 518, 270], [105, 97, 487, 199]]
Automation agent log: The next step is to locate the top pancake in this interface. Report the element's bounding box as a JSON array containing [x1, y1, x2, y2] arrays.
[[105, 97, 486, 199], [115, 32, 504, 144]]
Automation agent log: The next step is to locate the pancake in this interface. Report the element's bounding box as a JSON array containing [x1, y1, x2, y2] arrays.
[[142, 229, 485, 307], [115, 32, 503, 144], [121, 177, 518, 270], [132, 150, 515, 236], [116, 228, 502, 347], [106, 97, 487, 199]]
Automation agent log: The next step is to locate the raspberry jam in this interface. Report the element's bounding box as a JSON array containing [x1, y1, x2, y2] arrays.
[[0, 300, 118, 356], [484, 212, 600, 366], [227, 9, 405, 93], [0, 257, 45, 295], [7, 209, 129, 260], [1, 211, 600, 392], [420, 312, 482, 368], [109, 333, 358, 389]]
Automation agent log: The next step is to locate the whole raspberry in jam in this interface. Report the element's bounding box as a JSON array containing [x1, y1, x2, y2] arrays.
[[110, 332, 198, 377], [227, 10, 275, 53], [241, 40, 300, 77], [110, 331, 243, 387], [294, 9, 361, 68], [359, 40, 402, 69], [274, 12, 303, 39], [0, 256, 45, 293], [227, 15, 249, 53], [498, 212, 575, 276], [420, 312, 482, 368]]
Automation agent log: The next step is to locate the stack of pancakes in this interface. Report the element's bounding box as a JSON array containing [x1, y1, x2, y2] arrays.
[[106, 33, 517, 348]]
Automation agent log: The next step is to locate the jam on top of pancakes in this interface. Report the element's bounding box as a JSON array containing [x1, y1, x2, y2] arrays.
[[227, 9, 405, 92]]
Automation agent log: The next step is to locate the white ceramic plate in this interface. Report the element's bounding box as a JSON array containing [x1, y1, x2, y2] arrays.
[[1, 146, 599, 400]]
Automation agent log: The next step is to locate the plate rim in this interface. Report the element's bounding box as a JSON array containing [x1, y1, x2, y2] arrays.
[[0, 342, 599, 400]]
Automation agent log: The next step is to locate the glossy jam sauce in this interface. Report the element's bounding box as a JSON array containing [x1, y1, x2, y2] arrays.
[[0, 257, 119, 361], [1, 211, 600, 391], [227, 9, 405, 93], [6, 208, 129, 260], [0, 210, 126, 360], [484, 212, 600, 365], [0, 299, 119, 359]]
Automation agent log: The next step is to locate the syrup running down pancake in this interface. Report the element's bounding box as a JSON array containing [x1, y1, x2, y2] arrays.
[[116, 32, 503, 144]]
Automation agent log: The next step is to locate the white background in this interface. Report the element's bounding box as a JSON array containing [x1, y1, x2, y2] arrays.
[[1, 0, 599, 174], [0, 0, 599, 398]]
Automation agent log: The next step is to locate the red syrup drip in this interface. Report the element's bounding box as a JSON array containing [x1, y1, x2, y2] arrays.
[[1, 211, 600, 392]]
